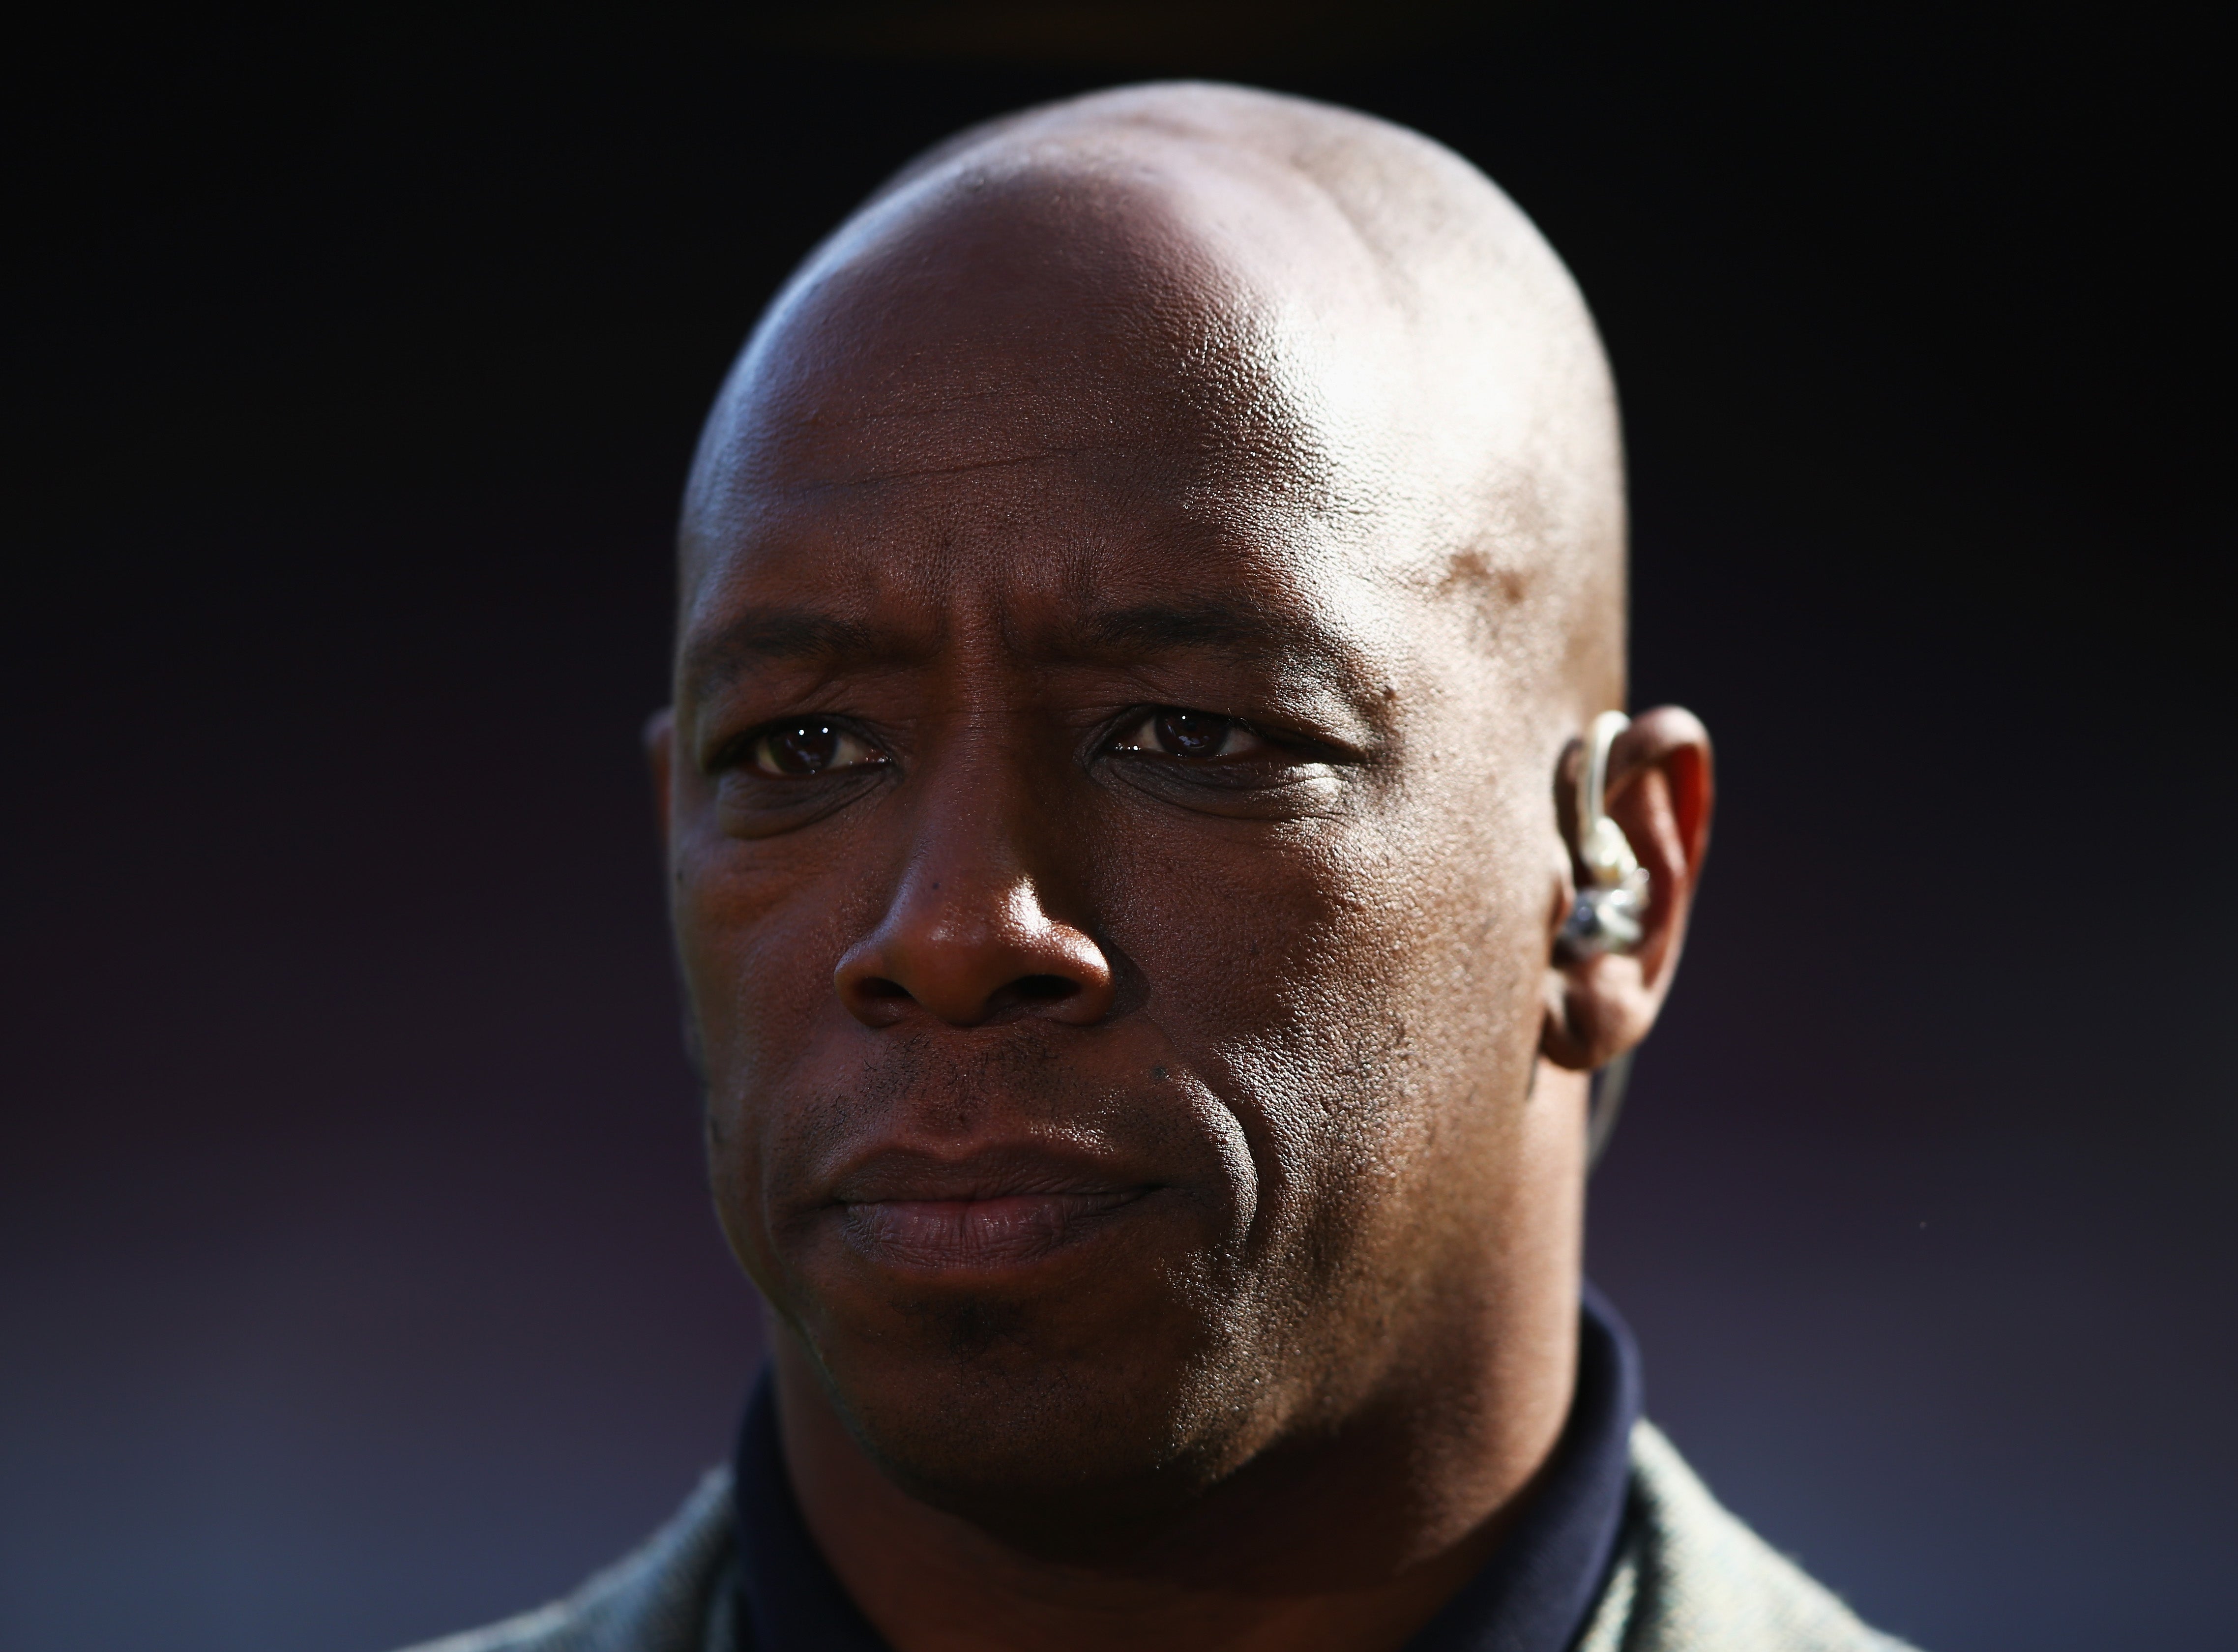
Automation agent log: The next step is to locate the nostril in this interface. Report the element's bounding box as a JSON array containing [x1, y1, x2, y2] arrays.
[[1009, 974, 1078, 1003], [858, 977, 912, 1001]]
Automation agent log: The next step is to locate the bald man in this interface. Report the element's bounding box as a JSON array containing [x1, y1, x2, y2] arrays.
[[412, 84, 1912, 1652]]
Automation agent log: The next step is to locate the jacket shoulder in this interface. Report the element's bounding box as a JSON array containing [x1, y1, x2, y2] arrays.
[[1579, 1422, 1921, 1652], [396, 1469, 737, 1652]]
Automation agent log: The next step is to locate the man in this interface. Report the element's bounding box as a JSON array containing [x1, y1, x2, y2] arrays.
[[418, 82, 1912, 1652]]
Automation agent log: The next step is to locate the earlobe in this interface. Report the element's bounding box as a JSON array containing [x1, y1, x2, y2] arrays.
[[1540, 706, 1715, 1072]]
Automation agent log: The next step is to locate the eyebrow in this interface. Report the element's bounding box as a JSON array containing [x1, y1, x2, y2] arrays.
[[681, 594, 1376, 717], [1076, 598, 1289, 658], [1073, 597, 1386, 745], [680, 609, 900, 704]]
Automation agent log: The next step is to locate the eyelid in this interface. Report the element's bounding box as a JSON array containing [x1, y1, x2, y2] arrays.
[[751, 725, 886, 777], [711, 715, 890, 778], [1109, 708, 1279, 760]]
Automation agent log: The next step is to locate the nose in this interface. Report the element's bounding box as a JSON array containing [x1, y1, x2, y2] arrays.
[[835, 845, 1115, 1031]]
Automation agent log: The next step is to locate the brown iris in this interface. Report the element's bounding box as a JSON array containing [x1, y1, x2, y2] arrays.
[[750, 723, 882, 777], [1154, 710, 1236, 758]]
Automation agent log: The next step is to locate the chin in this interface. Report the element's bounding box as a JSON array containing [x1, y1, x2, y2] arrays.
[[781, 1214, 1279, 1543], [850, 1347, 1264, 1549]]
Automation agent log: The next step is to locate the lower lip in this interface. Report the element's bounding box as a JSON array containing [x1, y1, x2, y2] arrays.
[[839, 1189, 1151, 1270]]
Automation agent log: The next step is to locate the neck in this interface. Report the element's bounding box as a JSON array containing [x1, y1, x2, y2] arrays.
[[772, 1064, 1590, 1652]]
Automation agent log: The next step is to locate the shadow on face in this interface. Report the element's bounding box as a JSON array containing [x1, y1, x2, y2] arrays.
[[652, 85, 1624, 1542]]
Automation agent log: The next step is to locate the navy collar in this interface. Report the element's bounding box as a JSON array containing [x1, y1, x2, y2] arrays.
[[729, 1288, 1641, 1652]]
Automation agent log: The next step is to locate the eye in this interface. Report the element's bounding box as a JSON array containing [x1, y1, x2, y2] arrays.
[[1111, 708, 1270, 761], [746, 722, 887, 777]]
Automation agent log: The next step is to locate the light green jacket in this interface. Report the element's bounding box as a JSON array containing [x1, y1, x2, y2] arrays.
[[411, 1422, 1917, 1652]]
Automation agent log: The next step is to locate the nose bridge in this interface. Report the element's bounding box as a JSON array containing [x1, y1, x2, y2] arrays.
[[835, 715, 1112, 1029], [899, 739, 1042, 923]]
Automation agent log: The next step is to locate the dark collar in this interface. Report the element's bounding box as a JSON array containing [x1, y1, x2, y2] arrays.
[[729, 1289, 1641, 1652]]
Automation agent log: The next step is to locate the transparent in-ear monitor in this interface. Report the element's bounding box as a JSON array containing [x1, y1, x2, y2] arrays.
[[1558, 712, 1649, 961]]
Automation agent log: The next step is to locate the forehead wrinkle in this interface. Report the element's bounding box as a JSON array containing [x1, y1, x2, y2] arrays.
[[682, 83, 1625, 716], [1064, 597, 1361, 685], [1078, 598, 1282, 656], [679, 600, 931, 707], [760, 436, 1137, 498]]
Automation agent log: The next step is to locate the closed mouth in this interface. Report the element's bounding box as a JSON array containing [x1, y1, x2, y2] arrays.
[[836, 1186, 1155, 1270]]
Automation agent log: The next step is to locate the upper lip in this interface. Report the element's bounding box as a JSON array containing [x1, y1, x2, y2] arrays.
[[826, 1142, 1157, 1207]]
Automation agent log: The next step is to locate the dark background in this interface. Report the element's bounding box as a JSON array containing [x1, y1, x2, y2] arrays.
[[3, 5, 2227, 1650]]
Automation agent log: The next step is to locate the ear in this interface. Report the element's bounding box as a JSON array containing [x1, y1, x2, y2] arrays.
[[1540, 706, 1715, 1070], [643, 707, 677, 843]]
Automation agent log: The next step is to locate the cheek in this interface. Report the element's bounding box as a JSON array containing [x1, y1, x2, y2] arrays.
[[676, 864, 841, 1069], [1103, 790, 1528, 1056], [1103, 822, 1369, 1026], [1095, 820, 1425, 1200], [673, 779, 901, 1043], [1092, 786, 1545, 1247], [671, 824, 871, 1251]]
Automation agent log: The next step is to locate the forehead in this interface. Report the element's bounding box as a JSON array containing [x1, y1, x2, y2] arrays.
[[680, 156, 1416, 655]]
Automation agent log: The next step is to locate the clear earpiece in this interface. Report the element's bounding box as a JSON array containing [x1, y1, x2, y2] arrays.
[[1557, 711, 1649, 960]]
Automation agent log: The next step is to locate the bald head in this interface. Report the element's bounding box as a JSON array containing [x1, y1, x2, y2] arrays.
[[651, 83, 1711, 1630], [684, 81, 1625, 716]]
